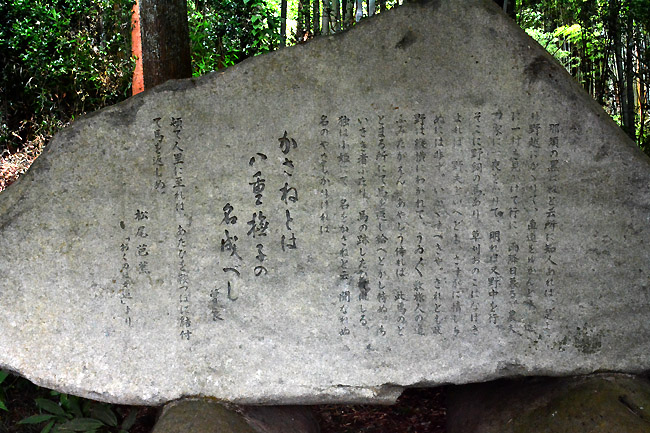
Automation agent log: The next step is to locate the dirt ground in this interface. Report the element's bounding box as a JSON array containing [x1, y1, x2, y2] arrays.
[[315, 387, 446, 433]]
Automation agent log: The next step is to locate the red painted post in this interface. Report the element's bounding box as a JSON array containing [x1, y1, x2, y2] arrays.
[[131, 0, 145, 95]]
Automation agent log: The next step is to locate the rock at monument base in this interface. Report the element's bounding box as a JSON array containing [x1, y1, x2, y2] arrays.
[[446, 374, 650, 433], [152, 400, 256, 433], [151, 399, 319, 433], [0, 0, 649, 406]]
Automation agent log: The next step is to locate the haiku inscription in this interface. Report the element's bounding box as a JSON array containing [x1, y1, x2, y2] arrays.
[[119, 108, 567, 350]]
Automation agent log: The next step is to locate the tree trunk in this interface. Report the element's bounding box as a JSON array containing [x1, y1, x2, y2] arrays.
[[313, 0, 320, 36], [322, 0, 331, 35], [355, 0, 363, 22], [281, 0, 287, 46], [333, 0, 340, 31], [134, 0, 192, 92], [624, 12, 636, 141], [610, 1, 627, 127], [493, 0, 515, 19], [304, 0, 311, 36], [635, 28, 647, 145], [297, 0, 304, 40], [596, 5, 613, 107], [578, 17, 591, 95], [346, 0, 353, 27]]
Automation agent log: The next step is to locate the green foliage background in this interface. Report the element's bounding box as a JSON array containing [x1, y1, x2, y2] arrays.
[[1, 0, 648, 157], [0, 0, 135, 149], [188, 0, 280, 73], [517, 0, 650, 155]]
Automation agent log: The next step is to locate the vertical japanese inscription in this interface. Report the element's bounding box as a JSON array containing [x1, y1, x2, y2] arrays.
[[118, 231, 133, 327], [413, 113, 428, 336], [544, 121, 560, 332], [450, 112, 466, 336], [152, 118, 166, 193], [337, 116, 351, 336], [249, 151, 269, 277], [375, 115, 389, 337], [485, 109, 504, 328], [504, 109, 523, 336], [115, 210, 152, 328], [469, 110, 483, 334], [393, 114, 408, 337], [319, 116, 331, 235], [524, 112, 540, 329], [219, 201, 241, 313], [213, 131, 301, 323], [124, 107, 565, 345], [356, 117, 370, 332], [279, 131, 299, 253], [134, 210, 151, 278], [308, 108, 563, 345], [171, 117, 192, 341]]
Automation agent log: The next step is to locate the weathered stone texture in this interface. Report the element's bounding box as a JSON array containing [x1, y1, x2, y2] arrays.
[[0, 0, 649, 405]]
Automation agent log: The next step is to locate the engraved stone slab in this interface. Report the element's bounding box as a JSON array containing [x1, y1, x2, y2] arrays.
[[1, 0, 649, 406]]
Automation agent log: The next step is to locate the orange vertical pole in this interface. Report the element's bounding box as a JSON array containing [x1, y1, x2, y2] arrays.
[[131, 0, 144, 95]]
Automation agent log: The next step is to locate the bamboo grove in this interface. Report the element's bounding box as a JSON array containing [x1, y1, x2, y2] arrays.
[[275, 0, 650, 153]]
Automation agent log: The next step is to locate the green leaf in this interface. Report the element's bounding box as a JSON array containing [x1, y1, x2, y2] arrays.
[[66, 396, 83, 419], [0, 400, 8, 411], [19, 414, 57, 424], [41, 419, 55, 433], [57, 417, 105, 431], [36, 398, 66, 416], [0, 371, 9, 384], [89, 404, 118, 427], [120, 409, 138, 430]]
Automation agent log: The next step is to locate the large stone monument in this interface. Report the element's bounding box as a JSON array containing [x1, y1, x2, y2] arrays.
[[1, 0, 648, 406]]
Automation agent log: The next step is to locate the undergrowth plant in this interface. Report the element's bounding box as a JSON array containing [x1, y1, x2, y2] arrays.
[[0, 371, 9, 413], [19, 392, 137, 433]]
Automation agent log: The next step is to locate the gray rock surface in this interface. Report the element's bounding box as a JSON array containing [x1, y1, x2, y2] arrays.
[[446, 374, 650, 433], [1, 0, 649, 405]]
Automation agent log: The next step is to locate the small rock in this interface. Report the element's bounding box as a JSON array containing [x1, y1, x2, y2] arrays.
[[446, 374, 650, 433], [152, 399, 319, 433]]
